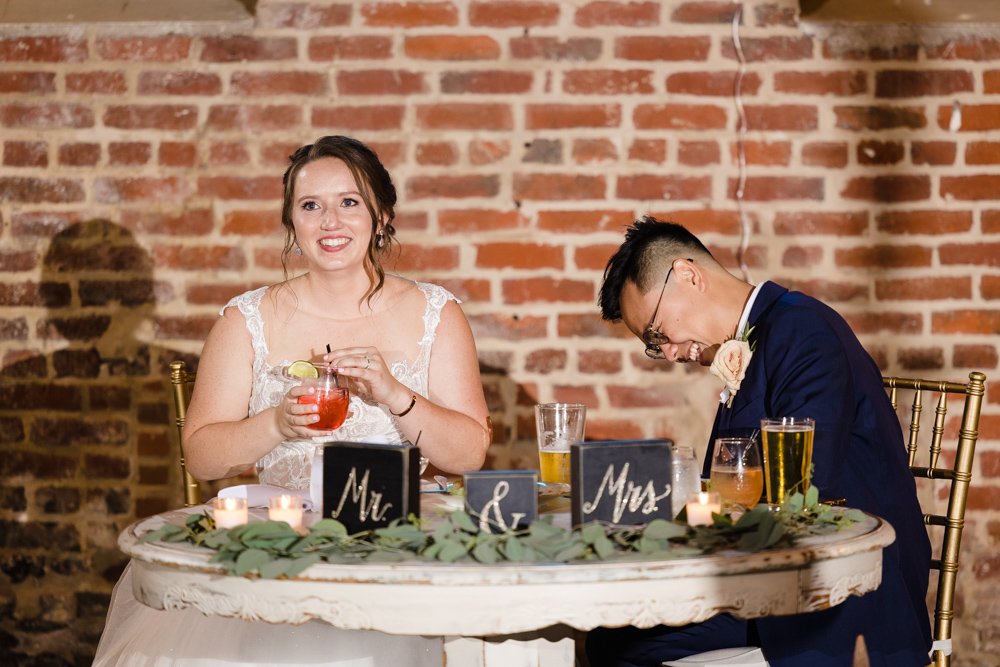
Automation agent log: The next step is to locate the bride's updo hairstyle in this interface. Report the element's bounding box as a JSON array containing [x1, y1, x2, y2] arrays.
[[280, 135, 398, 302]]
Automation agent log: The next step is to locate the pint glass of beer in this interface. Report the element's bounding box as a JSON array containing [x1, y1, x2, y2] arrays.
[[760, 417, 815, 506], [534, 403, 586, 485]]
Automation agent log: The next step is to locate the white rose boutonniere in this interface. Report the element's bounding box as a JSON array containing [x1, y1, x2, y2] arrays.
[[710, 326, 754, 408]]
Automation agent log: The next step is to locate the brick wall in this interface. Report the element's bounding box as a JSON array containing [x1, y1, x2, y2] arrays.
[[1, 1, 998, 664]]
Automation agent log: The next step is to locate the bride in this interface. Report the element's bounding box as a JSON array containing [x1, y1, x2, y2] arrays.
[[94, 135, 491, 666]]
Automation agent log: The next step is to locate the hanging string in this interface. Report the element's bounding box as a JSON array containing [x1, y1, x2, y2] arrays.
[[731, 5, 752, 284]]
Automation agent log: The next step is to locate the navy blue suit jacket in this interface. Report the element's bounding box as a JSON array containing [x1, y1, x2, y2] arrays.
[[706, 282, 932, 667]]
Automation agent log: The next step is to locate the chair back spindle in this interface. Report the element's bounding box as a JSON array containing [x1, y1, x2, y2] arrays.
[[170, 360, 202, 507]]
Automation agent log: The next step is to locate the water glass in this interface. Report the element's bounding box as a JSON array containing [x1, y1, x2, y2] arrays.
[[670, 445, 702, 519]]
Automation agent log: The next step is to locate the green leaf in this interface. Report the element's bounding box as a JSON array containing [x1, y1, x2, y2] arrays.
[[553, 542, 587, 562], [450, 511, 478, 534], [592, 533, 615, 559], [804, 486, 820, 508], [259, 558, 293, 579], [310, 519, 348, 537], [285, 554, 321, 578], [234, 548, 271, 576], [437, 539, 468, 563], [643, 519, 686, 540], [580, 523, 606, 544], [844, 508, 866, 523], [472, 540, 499, 564], [503, 537, 525, 561]]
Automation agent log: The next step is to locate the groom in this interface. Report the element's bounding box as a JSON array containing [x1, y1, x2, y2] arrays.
[[588, 218, 932, 667]]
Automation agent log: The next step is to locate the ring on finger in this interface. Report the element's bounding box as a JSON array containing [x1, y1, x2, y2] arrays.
[[364, 355, 371, 370]]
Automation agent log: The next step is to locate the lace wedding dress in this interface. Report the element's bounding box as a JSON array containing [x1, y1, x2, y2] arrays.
[[93, 280, 455, 667]]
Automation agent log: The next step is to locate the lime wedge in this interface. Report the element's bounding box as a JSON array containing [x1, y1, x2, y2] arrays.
[[285, 360, 319, 379]]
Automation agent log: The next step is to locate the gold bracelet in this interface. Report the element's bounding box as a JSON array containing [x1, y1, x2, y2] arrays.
[[390, 394, 417, 417]]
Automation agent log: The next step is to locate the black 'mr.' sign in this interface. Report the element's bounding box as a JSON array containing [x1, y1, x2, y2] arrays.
[[570, 439, 674, 527], [320, 441, 420, 533], [463, 470, 537, 533]]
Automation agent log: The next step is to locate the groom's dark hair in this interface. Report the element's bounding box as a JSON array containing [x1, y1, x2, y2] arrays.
[[599, 217, 714, 322]]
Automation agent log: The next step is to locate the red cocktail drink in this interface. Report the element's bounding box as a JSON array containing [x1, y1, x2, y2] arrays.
[[297, 365, 349, 430]]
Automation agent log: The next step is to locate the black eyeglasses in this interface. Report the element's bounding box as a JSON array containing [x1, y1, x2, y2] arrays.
[[641, 259, 691, 360]]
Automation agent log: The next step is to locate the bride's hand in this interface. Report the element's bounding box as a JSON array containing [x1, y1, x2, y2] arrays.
[[276, 384, 337, 439], [325, 346, 412, 416]]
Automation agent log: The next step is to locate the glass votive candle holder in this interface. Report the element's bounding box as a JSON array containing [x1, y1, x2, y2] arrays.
[[212, 497, 248, 529], [268, 494, 304, 530], [685, 491, 722, 527]]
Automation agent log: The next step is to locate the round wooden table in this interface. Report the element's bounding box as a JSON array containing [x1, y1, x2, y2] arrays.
[[120, 499, 894, 666]]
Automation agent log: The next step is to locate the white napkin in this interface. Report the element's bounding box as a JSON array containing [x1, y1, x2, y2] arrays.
[[218, 484, 313, 511]]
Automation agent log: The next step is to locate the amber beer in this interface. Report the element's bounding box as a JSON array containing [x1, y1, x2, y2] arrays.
[[539, 450, 571, 485], [535, 403, 586, 485], [761, 417, 815, 505]]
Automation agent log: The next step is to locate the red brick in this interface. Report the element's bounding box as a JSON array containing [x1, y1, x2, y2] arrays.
[[986, 70, 1000, 94], [736, 176, 823, 201], [985, 210, 1000, 234], [559, 313, 628, 339], [755, 3, 798, 27], [629, 139, 666, 163], [734, 141, 791, 166], [876, 277, 972, 301], [514, 173, 606, 201], [614, 36, 708, 61], [94, 177, 187, 203], [671, 1, 741, 23], [0, 36, 86, 62], [312, 105, 404, 130], [841, 176, 931, 202], [337, 69, 426, 95], [434, 278, 490, 302], [3, 141, 47, 167], [937, 104, 1000, 131], [576, 243, 625, 270], [898, 347, 944, 371], [438, 209, 527, 233], [97, 36, 191, 61], [153, 315, 217, 341], [221, 211, 274, 236], [510, 37, 601, 61], [232, 70, 327, 97], [721, 36, 813, 62], [502, 278, 593, 304], [953, 345, 998, 370], [309, 36, 393, 61], [785, 279, 869, 303], [1, 103, 93, 128], [563, 69, 654, 95], [834, 105, 926, 130], [137, 71, 221, 95], [66, 71, 126, 94], [822, 42, 919, 62], [415, 141, 459, 166], [210, 140, 248, 164], [932, 310, 1000, 335], [911, 141, 956, 166], [781, 246, 823, 268], [801, 142, 848, 167], [658, 209, 742, 236], [666, 71, 762, 96], [207, 105, 301, 131], [617, 175, 710, 201], [260, 141, 301, 166], [257, 2, 350, 27], [875, 210, 972, 235], [0, 71, 56, 93], [553, 386, 599, 407], [774, 211, 868, 236], [104, 105, 197, 130], [367, 141, 404, 167], [154, 245, 246, 271], [121, 209, 213, 236], [876, 70, 974, 98], [634, 104, 726, 130], [572, 138, 618, 164], [526, 104, 620, 129], [524, 349, 568, 374], [579, 349, 622, 374], [941, 243, 1000, 267], [440, 71, 533, 94], [405, 35, 500, 60], [835, 245, 932, 269], [0, 250, 36, 272], [476, 243, 563, 269], [197, 176, 282, 200], [361, 1, 457, 25], [926, 39, 1000, 61], [0, 177, 83, 203], [965, 142, 1000, 165], [159, 142, 198, 167], [744, 104, 817, 131], [575, 1, 659, 26], [469, 139, 511, 164], [406, 174, 500, 199], [857, 140, 905, 165], [416, 103, 512, 130], [108, 142, 151, 166], [538, 210, 633, 233], [844, 312, 922, 334], [200, 36, 296, 62], [469, 2, 560, 27], [677, 141, 719, 166], [393, 245, 460, 271], [10, 211, 80, 236], [468, 314, 548, 340], [941, 175, 1000, 201], [588, 418, 644, 440]]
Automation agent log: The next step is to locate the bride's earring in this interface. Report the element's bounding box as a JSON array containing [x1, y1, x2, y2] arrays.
[[376, 231, 385, 249], [293, 244, 302, 256]]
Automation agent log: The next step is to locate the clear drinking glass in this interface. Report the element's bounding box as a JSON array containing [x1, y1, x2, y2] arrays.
[[298, 365, 349, 431], [671, 445, 702, 519], [534, 403, 586, 485], [710, 437, 764, 511], [761, 417, 815, 506]]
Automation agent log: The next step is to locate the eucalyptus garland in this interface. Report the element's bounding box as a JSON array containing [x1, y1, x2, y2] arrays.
[[139, 487, 865, 579]]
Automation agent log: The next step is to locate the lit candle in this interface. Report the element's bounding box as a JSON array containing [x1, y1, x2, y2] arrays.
[[268, 494, 304, 530], [686, 491, 721, 527], [212, 497, 248, 529]]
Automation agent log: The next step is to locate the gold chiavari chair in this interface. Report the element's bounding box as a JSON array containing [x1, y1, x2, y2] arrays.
[[883, 371, 986, 667], [170, 360, 202, 507]]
